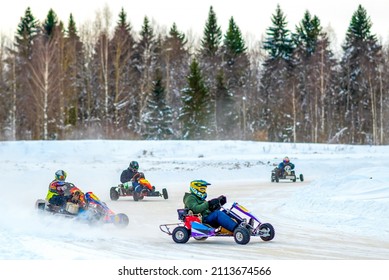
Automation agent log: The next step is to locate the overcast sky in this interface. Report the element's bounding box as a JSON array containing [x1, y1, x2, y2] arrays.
[[1, 0, 389, 47]]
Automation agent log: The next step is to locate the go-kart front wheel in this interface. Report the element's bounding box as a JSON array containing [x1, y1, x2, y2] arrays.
[[162, 188, 168, 199], [259, 223, 275, 241], [172, 226, 190, 243], [110, 187, 119, 201], [233, 227, 250, 245], [299, 174, 304, 182]]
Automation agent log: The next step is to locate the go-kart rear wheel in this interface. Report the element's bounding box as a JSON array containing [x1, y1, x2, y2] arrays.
[[110, 187, 119, 201], [172, 226, 190, 243], [113, 213, 129, 228], [233, 227, 250, 245], [193, 236, 208, 241], [133, 191, 140, 201], [259, 223, 275, 241], [162, 188, 168, 199]]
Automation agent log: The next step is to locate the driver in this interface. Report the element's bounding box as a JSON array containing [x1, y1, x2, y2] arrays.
[[46, 170, 71, 208], [120, 161, 142, 192], [183, 180, 238, 233], [277, 156, 295, 176]]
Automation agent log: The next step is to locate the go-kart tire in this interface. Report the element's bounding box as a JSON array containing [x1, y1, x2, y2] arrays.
[[110, 187, 119, 201], [35, 199, 46, 211], [275, 175, 279, 183], [133, 192, 140, 201], [233, 227, 250, 245], [162, 188, 168, 199], [193, 236, 208, 241], [172, 226, 190, 243], [300, 174, 304, 182], [292, 177, 296, 182], [259, 223, 275, 241], [113, 213, 129, 228]]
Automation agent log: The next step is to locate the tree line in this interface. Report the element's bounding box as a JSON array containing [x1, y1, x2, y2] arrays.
[[0, 4, 388, 144]]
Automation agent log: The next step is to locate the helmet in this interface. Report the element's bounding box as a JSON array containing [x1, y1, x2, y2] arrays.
[[55, 170, 67, 181], [129, 161, 139, 171], [283, 157, 290, 164], [190, 180, 210, 200]]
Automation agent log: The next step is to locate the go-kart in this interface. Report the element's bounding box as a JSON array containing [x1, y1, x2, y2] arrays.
[[271, 164, 304, 183], [110, 177, 168, 201], [159, 201, 275, 245], [35, 191, 129, 228]]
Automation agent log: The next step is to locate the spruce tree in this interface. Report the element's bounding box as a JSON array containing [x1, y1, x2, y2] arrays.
[[162, 23, 190, 137], [180, 59, 211, 139], [215, 70, 238, 139], [294, 11, 321, 56], [142, 70, 173, 140], [109, 8, 137, 135], [221, 17, 250, 139], [132, 16, 159, 135], [340, 4, 382, 144], [263, 4, 294, 61], [43, 9, 58, 38], [260, 4, 295, 142], [200, 6, 222, 57]]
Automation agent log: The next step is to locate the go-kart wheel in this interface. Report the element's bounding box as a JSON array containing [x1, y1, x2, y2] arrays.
[[162, 188, 168, 199], [193, 236, 208, 241], [110, 187, 119, 201], [113, 213, 129, 228], [172, 226, 190, 243], [292, 176, 296, 182], [233, 227, 250, 245], [275, 175, 279, 183], [300, 174, 304, 182], [133, 191, 140, 201], [35, 199, 46, 211], [259, 223, 275, 241]]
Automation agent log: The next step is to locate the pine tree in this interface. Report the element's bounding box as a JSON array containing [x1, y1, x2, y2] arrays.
[[142, 70, 173, 140], [180, 59, 211, 139]]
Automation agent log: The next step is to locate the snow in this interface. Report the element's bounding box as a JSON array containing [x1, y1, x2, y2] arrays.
[[1, 140, 388, 278]]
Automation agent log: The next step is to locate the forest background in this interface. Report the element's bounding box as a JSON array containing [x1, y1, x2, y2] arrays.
[[0, 4, 388, 144]]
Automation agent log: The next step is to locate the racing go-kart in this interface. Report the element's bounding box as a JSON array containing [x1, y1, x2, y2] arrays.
[[159, 199, 275, 245], [110, 177, 168, 201], [271, 164, 304, 183], [35, 189, 129, 228]]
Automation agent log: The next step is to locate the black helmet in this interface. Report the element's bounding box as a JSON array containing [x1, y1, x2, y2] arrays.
[[129, 161, 139, 170]]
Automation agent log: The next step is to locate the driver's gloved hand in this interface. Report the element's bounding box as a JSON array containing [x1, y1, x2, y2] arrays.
[[208, 198, 221, 211], [218, 195, 227, 206]]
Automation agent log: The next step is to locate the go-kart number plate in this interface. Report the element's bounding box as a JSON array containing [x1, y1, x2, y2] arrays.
[[285, 176, 295, 179]]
